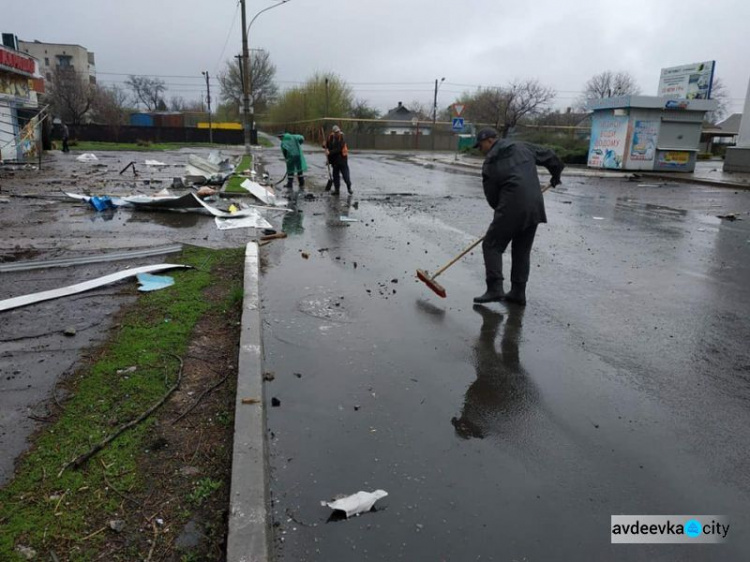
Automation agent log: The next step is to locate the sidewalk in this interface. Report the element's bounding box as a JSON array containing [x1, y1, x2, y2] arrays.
[[414, 153, 750, 189]]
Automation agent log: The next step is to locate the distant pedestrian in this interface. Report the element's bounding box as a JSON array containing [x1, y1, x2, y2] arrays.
[[61, 123, 70, 153], [323, 125, 352, 195], [279, 132, 307, 189], [473, 128, 564, 306]]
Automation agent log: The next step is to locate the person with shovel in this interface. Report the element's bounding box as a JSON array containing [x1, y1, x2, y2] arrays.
[[279, 132, 307, 190], [473, 128, 564, 306], [323, 125, 352, 195]]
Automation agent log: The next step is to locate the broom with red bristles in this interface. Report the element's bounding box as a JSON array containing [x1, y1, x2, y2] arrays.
[[417, 184, 554, 298]]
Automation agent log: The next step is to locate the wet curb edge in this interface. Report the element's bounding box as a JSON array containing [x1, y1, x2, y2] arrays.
[[227, 242, 270, 562]]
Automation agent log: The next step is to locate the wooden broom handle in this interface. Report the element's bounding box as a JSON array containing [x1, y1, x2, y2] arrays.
[[431, 183, 554, 280]]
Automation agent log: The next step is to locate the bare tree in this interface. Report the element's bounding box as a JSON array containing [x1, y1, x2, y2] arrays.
[[90, 85, 130, 126], [219, 50, 278, 116], [46, 67, 96, 125], [706, 77, 730, 124], [350, 98, 381, 133], [406, 100, 431, 120], [578, 71, 640, 108], [169, 95, 188, 112], [125, 75, 167, 111], [460, 79, 556, 137]]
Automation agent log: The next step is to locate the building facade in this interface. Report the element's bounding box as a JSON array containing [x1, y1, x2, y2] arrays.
[[0, 37, 43, 162], [18, 39, 96, 84]]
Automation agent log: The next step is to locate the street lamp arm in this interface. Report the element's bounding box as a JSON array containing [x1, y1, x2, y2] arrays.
[[246, 0, 290, 35]]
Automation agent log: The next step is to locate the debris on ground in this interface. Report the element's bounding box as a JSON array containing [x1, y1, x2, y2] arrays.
[[63, 327, 77, 337], [88, 195, 117, 212], [259, 232, 287, 241], [301, 252, 310, 259], [215, 212, 272, 230], [0, 245, 183, 273], [109, 520, 126, 533], [145, 160, 168, 167], [185, 152, 234, 184], [240, 179, 281, 206], [76, 153, 98, 163], [717, 213, 741, 221], [0, 264, 191, 312], [196, 186, 217, 197], [136, 273, 175, 292], [321, 490, 388, 518], [339, 216, 359, 222]]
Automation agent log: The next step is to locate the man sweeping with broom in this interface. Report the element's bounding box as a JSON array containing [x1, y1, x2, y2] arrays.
[[473, 128, 564, 306]]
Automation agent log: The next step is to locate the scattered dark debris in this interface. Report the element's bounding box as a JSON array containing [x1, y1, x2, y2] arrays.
[[301, 252, 310, 259], [271, 397, 281, 407], [717, 213, 741, 221], [293, 373, 302, 378], [263, 372, 276, 382]]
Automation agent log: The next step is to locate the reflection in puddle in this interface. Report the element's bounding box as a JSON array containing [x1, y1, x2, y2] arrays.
[[126, 211, 202, 229]]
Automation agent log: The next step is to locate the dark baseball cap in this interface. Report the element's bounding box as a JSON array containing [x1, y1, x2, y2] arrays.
[[473, 127, 499, 148]]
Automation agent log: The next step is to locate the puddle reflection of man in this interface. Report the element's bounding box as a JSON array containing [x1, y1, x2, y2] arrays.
[[282, 190, 304, 235], [451, 304, 538, 440]]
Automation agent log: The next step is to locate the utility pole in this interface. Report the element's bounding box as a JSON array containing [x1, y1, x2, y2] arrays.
[[325, 77, 330, 130], [432, 77, 445, 153], [202, 71, 213, 144], [240, 0, 251, 153]]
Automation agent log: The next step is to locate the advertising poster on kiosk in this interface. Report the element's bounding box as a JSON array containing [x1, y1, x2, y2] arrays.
[[630, 120, 659, 162], [588, 115, 629, 169]]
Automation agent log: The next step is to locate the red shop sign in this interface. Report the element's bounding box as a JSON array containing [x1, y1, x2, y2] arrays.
[[0, 47, 36, 75]]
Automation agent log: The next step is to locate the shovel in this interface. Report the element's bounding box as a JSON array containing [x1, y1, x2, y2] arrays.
[[322, 127, 334, 191]]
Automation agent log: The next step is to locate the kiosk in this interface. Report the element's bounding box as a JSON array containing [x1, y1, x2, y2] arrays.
[[587, 95, 716, 172]]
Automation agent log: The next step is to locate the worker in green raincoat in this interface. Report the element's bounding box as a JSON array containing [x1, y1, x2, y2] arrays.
[[279, 132, 307, 190]]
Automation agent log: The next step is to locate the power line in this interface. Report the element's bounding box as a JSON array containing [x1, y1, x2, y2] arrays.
[[213, 0, 241, 75]]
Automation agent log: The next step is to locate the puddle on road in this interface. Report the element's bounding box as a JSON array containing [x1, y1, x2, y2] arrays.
[[126, 211, 203, 229], [297, 294, 353, 323]]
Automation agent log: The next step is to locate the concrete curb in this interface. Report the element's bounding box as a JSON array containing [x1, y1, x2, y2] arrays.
[[640, 173, 750, 190], [227, 242, 270, 562]]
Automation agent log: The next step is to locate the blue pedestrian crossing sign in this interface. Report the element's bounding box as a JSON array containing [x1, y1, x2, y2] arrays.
[[452, 117, 465, 132]]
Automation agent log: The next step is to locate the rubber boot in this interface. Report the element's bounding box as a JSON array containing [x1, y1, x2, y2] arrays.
[[298, 175, 305, 189], [473, 279, 505, 304], [347, 183, 353, 194], [503, 282, 526, 306]]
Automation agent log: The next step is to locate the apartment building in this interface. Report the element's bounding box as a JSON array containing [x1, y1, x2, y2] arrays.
[[18, 39, 96, 84]]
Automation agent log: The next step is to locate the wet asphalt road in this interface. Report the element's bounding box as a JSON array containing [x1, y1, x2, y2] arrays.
[[261, 151, 750, 560]]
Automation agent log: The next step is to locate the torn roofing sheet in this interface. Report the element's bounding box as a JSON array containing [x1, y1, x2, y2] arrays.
[[239, 179, 278, 206], [185, 153, 233, 180], [0, 264, 191, 312], [0, 245, 183, 273], [64, 191, 128, 207], [214, 212, 272, 230]]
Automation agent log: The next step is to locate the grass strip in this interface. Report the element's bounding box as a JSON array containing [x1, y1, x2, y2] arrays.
[[0, 246, 244, 561], [223, 155, 254, 194]]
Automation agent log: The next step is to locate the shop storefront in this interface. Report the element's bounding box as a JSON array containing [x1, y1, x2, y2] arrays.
[[0, 44, 43, 162]]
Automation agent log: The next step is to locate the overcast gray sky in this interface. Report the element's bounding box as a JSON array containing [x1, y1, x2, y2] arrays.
[[7, 0, 750, 115]]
